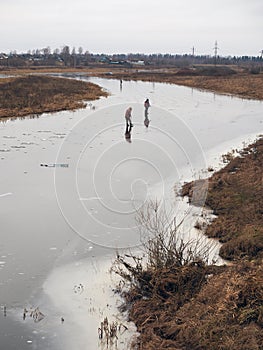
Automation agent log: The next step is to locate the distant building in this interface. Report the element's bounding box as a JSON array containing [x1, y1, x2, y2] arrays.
[[0, 53, 8, 60], [129, 60, 145, 66]]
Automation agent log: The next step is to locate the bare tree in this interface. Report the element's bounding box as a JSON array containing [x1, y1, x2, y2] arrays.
[[61, 45, 70, 66], [42, 47, 51, 57], [71, 47, 76, 67]]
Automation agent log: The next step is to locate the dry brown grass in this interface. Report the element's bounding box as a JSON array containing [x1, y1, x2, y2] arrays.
[[0, 75, 108, 119], [170, 261, 263, 350], [2, 65, 263, 102], [182, 137, 263, 261], [92, 66, 263, 101], [125, 261, 262, 350], [177, 74, 263, 100], [115, 138, 263, 350], [115, 248, 262, 350]]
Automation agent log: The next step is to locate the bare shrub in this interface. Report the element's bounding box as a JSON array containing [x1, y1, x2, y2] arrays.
[[111, 200, 230, 349], [137, 199, 212, 269], [112, 200, 217, 305]]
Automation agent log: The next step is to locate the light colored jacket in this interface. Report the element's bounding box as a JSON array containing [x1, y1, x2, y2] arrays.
[[125, 107, 132, 120]]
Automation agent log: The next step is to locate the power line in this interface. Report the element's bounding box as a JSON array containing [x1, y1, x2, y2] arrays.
[[214, 40, 219, 65]]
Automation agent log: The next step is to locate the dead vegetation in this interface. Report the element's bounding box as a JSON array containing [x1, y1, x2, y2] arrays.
[[182, 137, 263, 261], [113, 225, 262, 349], [164, 261, 263, 350], [119, 260, 262, 350], [112, 201, 241, 349], [98, 317, 128, 348], [113, 136, 263, 349], [92, 66, 263, 101], [0, 75, 108, 120], [2, 65, 263, 103]]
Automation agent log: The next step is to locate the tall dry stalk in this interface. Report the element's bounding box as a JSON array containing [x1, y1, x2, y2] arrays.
[[137, 199, 213, 269], [112, 200, 216, 295]]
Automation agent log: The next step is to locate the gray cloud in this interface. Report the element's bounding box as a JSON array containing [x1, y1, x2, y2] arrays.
[[1, 0, 262, 55]]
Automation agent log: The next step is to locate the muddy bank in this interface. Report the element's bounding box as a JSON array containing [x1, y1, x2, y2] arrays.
[[0, 75, 108, 120]]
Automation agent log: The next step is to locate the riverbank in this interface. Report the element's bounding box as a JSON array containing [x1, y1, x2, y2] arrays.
[[182, 137, 263, 262], [1, 69, 262, 349], [114, 135, 263, 350], [1, 65, 263, 102], [93, 67, 263, 101], [0, 75, 108, 120]]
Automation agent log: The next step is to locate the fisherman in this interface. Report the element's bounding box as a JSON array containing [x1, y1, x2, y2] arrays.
[[144, 98, 150, 114], [125, 107, 133, 128]]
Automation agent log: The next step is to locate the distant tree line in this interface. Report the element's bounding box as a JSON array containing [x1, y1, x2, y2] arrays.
[[0, 45, 263, 68]]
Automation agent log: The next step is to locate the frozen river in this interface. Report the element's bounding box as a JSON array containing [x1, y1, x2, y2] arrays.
[[0, 77, 263, 349]]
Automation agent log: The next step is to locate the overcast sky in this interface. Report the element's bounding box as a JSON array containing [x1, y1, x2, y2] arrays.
[[1, 0, 262, 56]]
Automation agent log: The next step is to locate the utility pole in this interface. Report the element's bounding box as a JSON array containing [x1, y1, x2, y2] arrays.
[[214, 40, 219, 66]]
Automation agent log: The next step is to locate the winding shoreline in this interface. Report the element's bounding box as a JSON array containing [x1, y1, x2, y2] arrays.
[[1, 66, 263, 111], [1, 70, 262, 349], [0, 74, 108, 120]]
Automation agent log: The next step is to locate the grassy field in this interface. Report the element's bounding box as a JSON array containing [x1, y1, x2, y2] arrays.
[[0, 74, 108, 119]]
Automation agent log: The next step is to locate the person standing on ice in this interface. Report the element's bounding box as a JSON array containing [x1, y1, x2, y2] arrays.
[[144, 98, 150, 114], [125, 107, 133, 128], [143, 99, 150, 127]]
